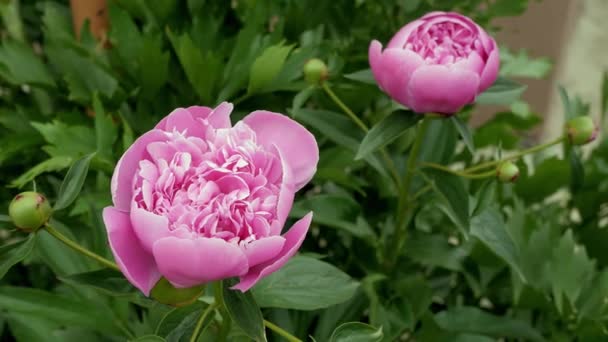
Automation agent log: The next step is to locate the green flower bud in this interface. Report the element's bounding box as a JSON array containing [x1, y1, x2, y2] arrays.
[[8, 192, 52, 232], [496, 161, 519, 183], [303, 58, 328, 85], [565, 116, 598, 146], [151, 277, 205, 307]]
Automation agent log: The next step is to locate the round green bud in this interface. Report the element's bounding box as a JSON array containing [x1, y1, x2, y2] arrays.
[[496, 161, 520, 183], [303, 58, 328, 85], [8, 192, 52, 232], [565, 116, 598, 146], [151, 277, 205, 307]]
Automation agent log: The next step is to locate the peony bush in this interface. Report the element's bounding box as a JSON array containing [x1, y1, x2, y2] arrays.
[[0, 1, 607, 341]]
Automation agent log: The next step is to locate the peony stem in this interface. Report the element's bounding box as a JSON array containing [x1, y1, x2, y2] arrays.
[[189, 302, 218, 342], [401, 117, 430, 198], [320, 83, 403, 190], [264, 319, 302, 342], [421, 162, 496, 179], [44, 224, 120, 271], [463, 136, 566, 173]]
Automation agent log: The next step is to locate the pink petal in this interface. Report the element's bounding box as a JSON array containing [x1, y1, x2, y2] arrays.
[[155, 108, 206, 139], [369, 40, 385, 90], [242, 236, 286, 268], [378, 48, 424, 106], [102, 207, 161, 296], [152, 237, 249, 288], [111, 130, 168, 211], [478, 49, 500, 93], [207, 102, 233, 129], [243, 111, 318, 191], [453, 51, 484, 75], [407, 64, 480, 114], [232, 212, 312, 292], [184, 106, 212, 121], [386, 20, 427, 49], [271, 144, 295, 234], [131, 207, 171, 254]]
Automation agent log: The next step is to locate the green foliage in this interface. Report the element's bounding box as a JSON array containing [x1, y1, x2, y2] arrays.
[[0, 0, 607, 341]]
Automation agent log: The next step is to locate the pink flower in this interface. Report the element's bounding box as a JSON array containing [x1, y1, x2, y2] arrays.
[[102, 103, 318, 295], [369, 12, 499, 115]]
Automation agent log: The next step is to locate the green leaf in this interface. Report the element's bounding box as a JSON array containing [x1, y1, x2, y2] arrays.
[[435, 306, 544, 342], [569, 148, 585, 194], [54, 153, 95, 211], [356, 110, 419, 160], [515, 157, 570, 203], [10, 156, 73, 188], [329, 322, 383, 342], [344, 69, 376, 85], [405, 234, 468, 271], [31, 120, 96, 158], [450, 116, 475, 154], [223, 280, 266, 342], [292, 108, 389, 178], [476, 77, 526, 106], [472, 180, 496, 217], [138, 34, 170, 99], [92, 94, 117, 162], [425, 170, 470, 232], [167, 29, 221, 104], [248, 43, 294, 94], [419, 119, 458, 164], [0, 41, 55, 88], [290, 194, 376, 240], [470, 208, 525, 282], [499, 48, 551, 79], [108, 4, 142, 77], [292, 86, 315, 113], [131, 336, 166, 342], [0, 286, 122, 335], [252, 256, 359, 310], [0, 235, 36, 279], [156, 302, 207, 340]]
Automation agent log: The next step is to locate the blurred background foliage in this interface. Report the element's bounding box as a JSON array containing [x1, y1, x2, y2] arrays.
[[0, 0, 607, 341]]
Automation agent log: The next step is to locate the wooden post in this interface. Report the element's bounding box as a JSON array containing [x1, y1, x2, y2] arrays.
[[69, 0, 109, 43]]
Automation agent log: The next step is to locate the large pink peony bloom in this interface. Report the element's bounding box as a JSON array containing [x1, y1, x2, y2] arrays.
[[369, 12, 499, 115], [102, 103, 318, 295]]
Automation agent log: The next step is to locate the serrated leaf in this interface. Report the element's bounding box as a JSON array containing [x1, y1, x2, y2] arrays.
[[330, 322, 383, 342], [450, 116, 475, 154], [247, 43, 293, 94], [500, 48, 552, 79], [252, 256, 359, 310], [223, 280, 266, 342], [54, 153, 95, 210], [356, 110, 419, 160], [0, 41, 55, 88], [0, 235, 36, 279], [31, 120, 96, 158], [476, 77, 526, 106], [92, 94, 117, 162]]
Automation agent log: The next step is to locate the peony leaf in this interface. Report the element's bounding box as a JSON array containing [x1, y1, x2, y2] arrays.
[[356, 110, 419, 160], [54, 153, 96, 211], [329, 322, 383, 342]]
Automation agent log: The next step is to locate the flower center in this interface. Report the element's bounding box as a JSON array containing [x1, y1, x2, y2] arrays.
[[405, 21, 481, 64], [132, 124, 282, 243]]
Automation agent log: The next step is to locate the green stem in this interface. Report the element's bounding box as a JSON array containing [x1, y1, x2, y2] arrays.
[[189, 303, 217, 342], [400, 117, 430, 198], [412, 184, 432, 200], [44, 224, 120, 271], [320, 83, 403, 190], [421, 162, 495, 179], [264, 320, 302, 342], [464, 136, 566, 173], [233, 93, 251, 106]]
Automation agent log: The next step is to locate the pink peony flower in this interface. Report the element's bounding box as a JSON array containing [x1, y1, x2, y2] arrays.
[[369, 12, 499, 115], [102, 102, 318, 295]]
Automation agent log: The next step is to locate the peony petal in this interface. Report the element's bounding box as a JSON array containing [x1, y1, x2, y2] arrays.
[[155, 108, 206, 139], [386, 20, 427, 49], [215, 174, 250, 200], [271, 144, 295, 234], [111, 130, 168, 211], [153, 237, 249, 288], [206, 102, 233, 129], [478, 49, 500, 93], [407, 64, 480, 114], [232, 212, 312, 292], [453, 50, 484, 75], [131, 207, 171, 254], [185, 106, 212, 121], [378, 48, 425, 106], [242, 236, 286, 268], [243, 111, 318, 191], [369, 40, 385, 90], [103, 207, 161, 296]]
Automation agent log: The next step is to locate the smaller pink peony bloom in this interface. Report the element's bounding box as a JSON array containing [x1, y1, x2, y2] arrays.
[[369, 12, 499, 115], [102, 102, 318, 295]]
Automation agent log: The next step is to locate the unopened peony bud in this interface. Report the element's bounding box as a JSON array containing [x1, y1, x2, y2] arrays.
[[496, 161, 519, 183], [303, 58, 328, 85], [8, 192, 52, 232], [565, 116, 598, 146], [150, 277, 205, 307]]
